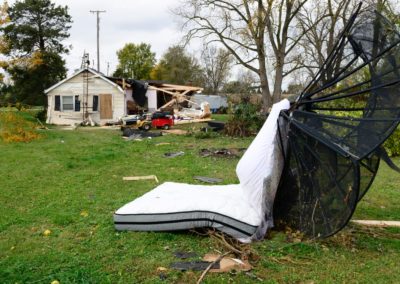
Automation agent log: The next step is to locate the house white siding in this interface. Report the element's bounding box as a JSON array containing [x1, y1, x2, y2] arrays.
[[146, 89, 158, 112], [46, 70, 125, 125]]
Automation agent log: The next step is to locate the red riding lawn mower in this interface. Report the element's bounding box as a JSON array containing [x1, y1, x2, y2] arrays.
[[150, 111, 174, 130], [121, 111, 174, 132]]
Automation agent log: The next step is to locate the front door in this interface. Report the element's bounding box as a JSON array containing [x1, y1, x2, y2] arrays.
[[100, 94, 112, 119]]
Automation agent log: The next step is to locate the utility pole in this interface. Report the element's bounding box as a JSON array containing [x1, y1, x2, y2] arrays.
[[90, 10, 106, 72]]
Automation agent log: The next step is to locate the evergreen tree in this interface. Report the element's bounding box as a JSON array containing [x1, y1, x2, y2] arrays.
[[0, 0, 72, 106]]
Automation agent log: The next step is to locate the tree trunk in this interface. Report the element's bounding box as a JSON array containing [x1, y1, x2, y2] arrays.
[[273, 57, 284, 104], [259, 72, 272, 112], [258, 52, 272, 112], [272, 63, 283, 104]]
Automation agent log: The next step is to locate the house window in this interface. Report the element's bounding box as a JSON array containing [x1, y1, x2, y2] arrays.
[[62, 96, 74, 111], [93, 95, 99, 112], [75, 96, 81, 112]]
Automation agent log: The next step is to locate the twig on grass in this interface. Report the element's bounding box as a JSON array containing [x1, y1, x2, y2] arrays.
[[196, 251, 231, 284], [36, 118, 48, 130], [209, 230, 259, 260], [210, 232, 243, 255]]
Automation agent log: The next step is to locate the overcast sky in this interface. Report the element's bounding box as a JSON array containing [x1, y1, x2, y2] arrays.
[[9, 0, 188, 75]]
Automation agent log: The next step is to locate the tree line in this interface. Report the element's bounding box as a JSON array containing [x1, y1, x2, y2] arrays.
[[0, 0, 399, 109], [113, 43, 236, 94]]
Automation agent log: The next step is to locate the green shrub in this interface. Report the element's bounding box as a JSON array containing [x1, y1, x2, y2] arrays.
[[224, 102, 263, 137], [35, 108, 47, 122], [194, 130, 219, 139], [384, 126, 400, 157]]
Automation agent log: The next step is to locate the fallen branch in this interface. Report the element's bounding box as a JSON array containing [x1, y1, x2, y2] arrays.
[[36, 118, 48, 130], [196, 251, 230, 284], [209, 232, 243, 255]]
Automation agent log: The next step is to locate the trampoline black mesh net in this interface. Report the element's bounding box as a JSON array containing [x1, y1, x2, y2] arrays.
[[273, 5, 400, 238]]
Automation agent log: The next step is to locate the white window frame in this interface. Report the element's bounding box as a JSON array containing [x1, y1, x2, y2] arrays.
[[61, 95, 74, 112]]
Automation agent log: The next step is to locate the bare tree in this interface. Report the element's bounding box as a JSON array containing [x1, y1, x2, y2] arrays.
[[296, 0, 358, 82], [176, 0, 308, 111], [296, 0, 399, 83], [200, 45, 232, 94]]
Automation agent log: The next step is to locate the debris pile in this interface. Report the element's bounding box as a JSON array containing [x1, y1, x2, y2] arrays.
[[163, 247, 254, 283], [122, 128, 162, 140], [193, 176, 223, 184], [164, 151, 185, 158], [176, 102, 211, 120], [199, 148, 246, 158]]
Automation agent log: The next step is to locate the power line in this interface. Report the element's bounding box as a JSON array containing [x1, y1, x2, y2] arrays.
[[90, 10, 106, 72]]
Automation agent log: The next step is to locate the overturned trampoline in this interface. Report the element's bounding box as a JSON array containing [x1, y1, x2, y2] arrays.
[[114, 5, 400, 242]]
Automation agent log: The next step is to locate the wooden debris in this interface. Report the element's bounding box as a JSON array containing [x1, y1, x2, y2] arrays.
[[123, 175, 159, 183], [196, 252, 230, 284], [193, 176, 223, 184], [174, 118, 212, 125], [36, 118, 49, 130], [202, 253, 252, 273], [161, 129, 188, 135], [351, 220, 400, 227], [155, 142, 171, 146]]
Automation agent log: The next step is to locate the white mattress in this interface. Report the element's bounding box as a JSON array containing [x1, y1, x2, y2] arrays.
[[114, 182, 259, 239], [114, 99, 290, 241]]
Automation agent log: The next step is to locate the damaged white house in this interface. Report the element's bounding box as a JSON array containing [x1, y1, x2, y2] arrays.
[[45, 68, 126, 125], [45, 68, 203, 125]]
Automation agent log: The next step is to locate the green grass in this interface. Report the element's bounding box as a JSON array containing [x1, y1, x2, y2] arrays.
[[0, 116, 399, 283], [211, 114, 230, 122]]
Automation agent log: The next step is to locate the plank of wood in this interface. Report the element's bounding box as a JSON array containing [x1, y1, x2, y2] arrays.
[[351, 220, 400, 227], [36, 118, 49, 129], [158, 98, 177, 110], [155, 143, 171, 146], [123, 175, 159, 183], [161, 129, 188, 135], [174, 118, 212, 125], [148, 86, 179, 96], [160, 84, 203, 91]]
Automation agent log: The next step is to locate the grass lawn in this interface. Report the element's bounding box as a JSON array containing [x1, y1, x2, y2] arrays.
[[0, 113, 399, 283]]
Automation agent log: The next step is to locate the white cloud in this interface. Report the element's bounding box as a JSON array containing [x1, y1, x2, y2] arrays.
[[7, 0, 188, 75]]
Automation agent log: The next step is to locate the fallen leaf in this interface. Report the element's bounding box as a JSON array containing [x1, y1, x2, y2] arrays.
[[293, 238, 302, 243], [80, 210, 89, 217], [321, 245, 329, 252], [157, 267, 168, 272]]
